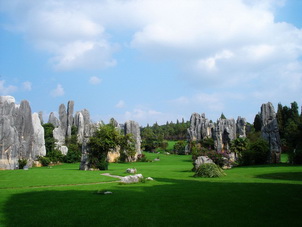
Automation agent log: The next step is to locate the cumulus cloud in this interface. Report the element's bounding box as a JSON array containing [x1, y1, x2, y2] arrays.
[[1, 0, 301, 101], [22, 81, 32, 91], [51, 84, 64, 97], [89, 76, 102, 85], [0, 80, 17, 95], [115, 100, 125, 108]]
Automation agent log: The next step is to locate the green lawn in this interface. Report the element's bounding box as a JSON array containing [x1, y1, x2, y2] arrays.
[[1, 152, 302, 226]]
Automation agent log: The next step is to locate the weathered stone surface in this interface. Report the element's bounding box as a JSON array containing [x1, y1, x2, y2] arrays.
[[38, 111, 44, 124], [187, 113, 213, 141], [260, 102, 281, 163], [48, 112, 60, 127], [126, 168, 137, 174], [236, 116, 246, 138], [120, 174, 143, 183], [59, 104, 67, 135], [0, 96, 46, 169], [213, 118, 236, 151], [107, 151, 120, 163], [32, 113, 46, 158], [66, 101, 74, 138], [124, 120, 141, 155], [194, 156, 214, 170]]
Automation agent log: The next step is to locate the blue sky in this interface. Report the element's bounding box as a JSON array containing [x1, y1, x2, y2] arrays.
[[0, 0, 302, 126]]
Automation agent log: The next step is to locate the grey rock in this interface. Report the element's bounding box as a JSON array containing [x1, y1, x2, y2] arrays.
[[0, 96, 46, 169], [66, 101, 74, 138], [236, 116, 246, 138], [126, 168, 137, 174], [58, 104, 67, 135], [48, 112, 60, 127], [124, 120, 142, 155], [260, 102, 281, 163], [213, 118, 236, 151], [120, 174, 143, 183], [194, 156, 214, 170], [38, 111, 44, 124], [187, 113, 213, 141]]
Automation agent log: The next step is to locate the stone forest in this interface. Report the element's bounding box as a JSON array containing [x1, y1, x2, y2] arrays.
[[1, 95, 302, 226], [1, 95, 297, 170]]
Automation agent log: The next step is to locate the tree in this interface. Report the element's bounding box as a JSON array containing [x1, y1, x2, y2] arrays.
[[42, 123, 55, 153], [253, 114, 262, 132], [88, 124, 121, 170], [230, 137, 249, 159], [220, 113, 226, 119]]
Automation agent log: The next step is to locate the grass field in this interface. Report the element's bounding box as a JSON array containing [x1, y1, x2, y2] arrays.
[[1, 152, 302, 226]]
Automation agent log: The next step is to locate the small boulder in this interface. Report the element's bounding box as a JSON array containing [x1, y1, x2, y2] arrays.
[[126, 168, 137, 174], [120, 174, 143, 183], [193, 156, 214, 171]]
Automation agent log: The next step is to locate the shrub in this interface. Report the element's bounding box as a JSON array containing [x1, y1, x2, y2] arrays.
[[288, 149, 302, 164], [39, 156, 51, 166], [18, 159, 27, 169], [173, 140, 187, 155], [194, 163, 226, 178], [238, 139, 270, 165], [47, 149, 65, 163], [206, 150, 229, 167], [64, 144, 81, 163], [137, 154, 150, 162]]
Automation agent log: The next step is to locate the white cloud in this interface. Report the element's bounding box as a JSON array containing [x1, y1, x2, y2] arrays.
[[50, 84, 64, 97], [1, 0, 301, 100], [89, 76, 102, 85], [0, 80, 17, 95], [22, 81, 32, 91], [115, 100, 125, 108]]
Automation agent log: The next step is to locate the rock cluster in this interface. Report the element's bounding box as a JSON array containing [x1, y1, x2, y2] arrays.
[[188, 113, 246, 152], [0, 96, 46, 169], [124, 120, 142, 155], [260, 102, 281, 163]]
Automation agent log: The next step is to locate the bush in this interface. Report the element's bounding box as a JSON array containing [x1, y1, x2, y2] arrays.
[[206, 150, 229, 167], [239, 139, 270, 165], [39, 156, 51, 166], [194, 163, 226, 178], [18, 159, 27, 169], [64, 144, 81, 163], [137, 154, 150, 162], [288, 149, 302, 164], [47, 149, 65, 163], [173, 140, 187, 155]]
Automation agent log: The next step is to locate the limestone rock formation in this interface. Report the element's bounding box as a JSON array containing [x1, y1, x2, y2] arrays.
[[187, 113, 213, 141], [124, 120, 141, 155], [213, 118, 236, 151], [38, 111, 44, 124], [0, 96, 46, 169], [66, 101, 74, 138], [260, 102, 281, 163], [236, 116, 246, 138], [188, 113, 243, 152], [48, 112, 60, 128]]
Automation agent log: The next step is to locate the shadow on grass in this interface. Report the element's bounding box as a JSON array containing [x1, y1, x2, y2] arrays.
[[2, 178, 302, 227], [256, 172, 302, 181]]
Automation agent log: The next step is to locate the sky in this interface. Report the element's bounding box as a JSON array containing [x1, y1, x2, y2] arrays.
[[0, 0, 302, 126]]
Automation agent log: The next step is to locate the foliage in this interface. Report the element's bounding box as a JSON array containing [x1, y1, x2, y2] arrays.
[[47, 149, 65, 163], [220, 113, 226, 119], [201, 138, 215, 150], [64, 144, 82, 163], [119, 133, 136, 162], [288, 148, 302, 164], [206, 150, 229, 167], [137, 154, 150, 162], [230, 137, 249, 159], [173, 140, 187, 155], [18, 159, 27, 169], [276, 102, 302, 152], [239, 139, 270, 165], [194, 163, 226, 178], [42, 123, 56, 153], [253, 114, 262, 132], [141, 120, 190, 150], [38, 156, 51, 166]]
